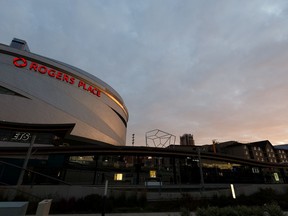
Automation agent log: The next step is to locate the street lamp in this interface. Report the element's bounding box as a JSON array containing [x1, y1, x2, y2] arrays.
[[197, 147, 205, 191]]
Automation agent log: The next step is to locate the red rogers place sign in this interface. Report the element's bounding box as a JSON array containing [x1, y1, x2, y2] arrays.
[[13, 57, 101, 97]]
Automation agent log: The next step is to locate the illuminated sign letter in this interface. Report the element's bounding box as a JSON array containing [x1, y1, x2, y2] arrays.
[[38, 65, 47, 74], [48, 69, 56, 77], [13, 57, 27, 68], [29, 62, 38, 71]]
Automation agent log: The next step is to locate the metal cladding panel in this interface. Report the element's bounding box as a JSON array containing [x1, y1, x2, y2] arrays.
[[0, 43, 128, 146]]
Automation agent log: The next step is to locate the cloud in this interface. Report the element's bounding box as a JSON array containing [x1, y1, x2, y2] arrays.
[[1, 0, 288, 146]]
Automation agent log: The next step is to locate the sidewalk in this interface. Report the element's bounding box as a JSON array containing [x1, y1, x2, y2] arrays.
[[27, 213, 197, 216], [27, 211, 288, 216]]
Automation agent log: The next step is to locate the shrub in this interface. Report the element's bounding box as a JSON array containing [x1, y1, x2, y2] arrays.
[[180, 207, 190, 216], [196, 204, 284, 216], [196, 206, 221, 216], [265, 203, 285, 216]]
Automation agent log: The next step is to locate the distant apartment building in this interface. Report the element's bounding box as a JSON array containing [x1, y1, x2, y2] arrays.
[[276, 149, 288, 163], [213, 140, 288, 164], [180, 133, 195, 146]]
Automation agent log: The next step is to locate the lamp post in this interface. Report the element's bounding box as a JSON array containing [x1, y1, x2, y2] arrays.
[[102, 179, 108, 216], [8, 134, 36, 200], [17, 134, 36, 187], [197, 147, 205, 191], [132, 133, 135, 146]]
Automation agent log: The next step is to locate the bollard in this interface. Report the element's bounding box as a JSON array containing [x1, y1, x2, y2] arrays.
[[36, 199, 52, 216]]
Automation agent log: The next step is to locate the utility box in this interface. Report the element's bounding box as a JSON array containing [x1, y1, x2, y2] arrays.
[[36, 199, 52, 216], [0, 202, 28, 216]]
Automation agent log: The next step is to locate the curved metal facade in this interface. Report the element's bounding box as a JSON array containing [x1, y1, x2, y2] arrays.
[[0, 39, 128, 146]]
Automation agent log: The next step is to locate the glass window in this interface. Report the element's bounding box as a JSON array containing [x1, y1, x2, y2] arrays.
[[150, 170, 157, 178], [114, 173, 123, 181], [0, 86, 27, 98]]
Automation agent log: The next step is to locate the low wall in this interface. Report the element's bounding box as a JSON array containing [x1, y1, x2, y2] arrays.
[[0, 185, 105, 201], [0, 184, 287, 201]]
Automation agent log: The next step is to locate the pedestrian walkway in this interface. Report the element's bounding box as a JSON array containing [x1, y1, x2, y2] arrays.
[[27, 212, 197, 216], [27, 211, 288, 216]]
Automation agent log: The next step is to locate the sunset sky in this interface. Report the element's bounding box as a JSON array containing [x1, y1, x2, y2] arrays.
[[1, 0, 288, 146]]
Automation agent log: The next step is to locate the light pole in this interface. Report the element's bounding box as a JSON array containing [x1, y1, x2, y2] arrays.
[[8, 134, 36, 200], [17, 134, 36, 187], [197, 147, 205, 191], [102, 179, 108, 216]]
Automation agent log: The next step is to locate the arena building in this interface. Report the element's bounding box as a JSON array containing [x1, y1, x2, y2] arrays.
[[0, 38, 128, 147]]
